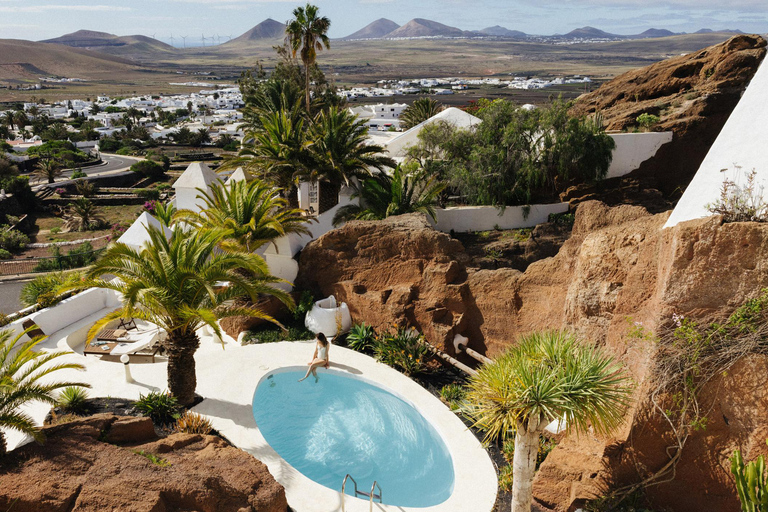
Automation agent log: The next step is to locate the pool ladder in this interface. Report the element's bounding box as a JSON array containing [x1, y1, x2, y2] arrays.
[[341, 474, 382, 512]]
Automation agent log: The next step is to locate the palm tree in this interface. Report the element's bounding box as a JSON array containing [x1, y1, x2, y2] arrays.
[[400, 98, 444, 130], [178, 179, 312, 253], [308, 106, 395, 195], [240, 78, 304, 134], [81, 226, 292, 405], [333, 165, 446, 226], [191, 128, 211, 148], [63, 198, 106, 232], [152, 201, 176, 227], [32, 157, 62, 184], [14, 111, 29, 132], [3, 111, 14, 131], [0, 328, 90, 456], [223, 110, 312, 193], [285, 3, 331, 112], [466, 330, 632, 512]]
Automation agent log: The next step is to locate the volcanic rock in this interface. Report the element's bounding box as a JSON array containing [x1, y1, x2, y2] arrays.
[[0, 414, 287, 512]]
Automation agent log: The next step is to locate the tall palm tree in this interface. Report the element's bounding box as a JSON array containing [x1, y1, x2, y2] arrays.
[[178, 179, 312, 253], [466, 330, 632, 512], [152, 201, 177, 227], [400, 98, 444, 130], [32, 157, 62, 184], [3, 111, 14, 131], [308, 106, 395, 195], [285, 3, 331, 112], [223, 110, 312, 193], [240, 78, 304, 134], [332, 165, 446, 226], [0, 328, 90, 456], [81, 226, 292, 405], [14, 111, 29, 132]]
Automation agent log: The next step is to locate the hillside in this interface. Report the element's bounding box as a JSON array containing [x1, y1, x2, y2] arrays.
[[41, 30, 176, 61], [342, 18, 400, 40], [229, 19, 287, 44], [480, 26, 527, 38], [0, 39, 141, 82], [384, 18, 465, 38], [636, 28, 676, 38], [563, 26, 619, 38]]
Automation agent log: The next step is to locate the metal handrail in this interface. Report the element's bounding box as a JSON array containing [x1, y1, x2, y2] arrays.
[[341, 474, 382, 512]]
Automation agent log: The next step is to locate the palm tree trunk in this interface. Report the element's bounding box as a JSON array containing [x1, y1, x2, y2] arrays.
[[166, 328, 201, 406], [511, 415, 543, 512], [0, 430, 6, 457]]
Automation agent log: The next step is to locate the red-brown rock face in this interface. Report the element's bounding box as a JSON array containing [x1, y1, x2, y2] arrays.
[[0, 414, 288, 512], [296, 204, 768, 511]]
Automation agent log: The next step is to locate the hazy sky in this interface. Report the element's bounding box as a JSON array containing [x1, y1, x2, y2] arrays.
[[0, 0, 765, 44]]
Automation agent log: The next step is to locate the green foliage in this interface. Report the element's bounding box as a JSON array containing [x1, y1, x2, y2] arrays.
[[332, 164, 446, 226], [0, 328, 90, 456], [346, 323, 377, 352], [71, 169, 88, 179], [400, 98, 444, 129], [0, 249, 10, 260], [502, 436, 556, 468], [57, 386, 90, 414], [63, 199, 106, 232], [293, 290, 315, 321], [467, 330, 632, 443], [133, 450, 171, 467], [20, 272, 84, 307], [246, 324, 315, 344], [732, 443, 768, 512], [33, 243, 99, 272], [285, 3, 332, 110], [636, 113, 660, 131], [373, 326, 430, 376], [27, 141, 89, 163], [440, 383, 466, 411], [0, 176, 35, 212], [130, 160, 166, 180], [0, 226, 29, 252], [706, 167, 768, 223], [411, 98, 614, 207], [548, 211, 576, 227], [498, 464, 514, 492], [136, 188, 161, 200], [74, 178, 97, 197], [134, 391, 180, 424]]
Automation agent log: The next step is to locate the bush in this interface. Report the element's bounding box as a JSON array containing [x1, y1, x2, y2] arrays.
[[175, 411, 213, 435], [135, 391, 180, 424], [58, 386, 90, 413], [0, 226, 29, 252], [136, 188, 161, 200], [498, 464, 514, 492], [0, 248, 10, 260], [71, 169, 88, 179], [636, 113, 660, 131], [292, 290, 315, 321], [20, 272, 84, 307], [246, 325, 315, 344], [130, 160, 165, 180], [347, 323, 377, 352], [706, 168, 768, 223], [373, 326, 430, 376], [33, 243, 99, 272], [98, 137, 122, 153]]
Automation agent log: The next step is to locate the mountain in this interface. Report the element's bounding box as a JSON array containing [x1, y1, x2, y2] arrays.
[[563, 26, 620, 39], [0, 38, 140, 82], [383, 18, 465, 38], [479, 26, 527, 38], [341, 18, 400, 40], [229, 19, 287, 44], [40, 30, 175, 62], [696, 28, 714, 34], [635, 28, 677, 38]]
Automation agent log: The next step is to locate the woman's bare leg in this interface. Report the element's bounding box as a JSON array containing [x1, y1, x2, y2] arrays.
[[299, 359, 326, 382]]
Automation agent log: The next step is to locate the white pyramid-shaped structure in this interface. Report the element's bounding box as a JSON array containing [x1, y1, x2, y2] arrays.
[[385, 107, 481, 158], [226, 167, 252, 186], [664, 58, 768, 228], [173, 162, 223, 213], [117, 211, 173, 251]]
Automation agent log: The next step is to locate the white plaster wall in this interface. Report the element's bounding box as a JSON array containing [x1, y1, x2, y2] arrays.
[[606, 132, 673, 179], [23, 288, 120, 337], [429, 203, 569, 233], [665, 59, 768, 228], [175, 187, 206, 213]]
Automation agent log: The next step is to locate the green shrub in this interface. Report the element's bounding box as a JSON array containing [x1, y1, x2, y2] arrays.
[[292, 290, 315, 321], [21, 272, 84, 307], [71, 169, 87, 179], [58, 386, 90, 413], [33, 243, 99, 272], [130, 160, 165, 180], [246, 325, 315, 344], [136, 188, 161, 200], [156, 183, 171, 191], [0, 226, 29, 252], [373, 327, 430, 376], [498, 464, 514, 492], [548, 211, 576, 227], [135, 391, 180, 424], [732, 441, 768, 512], [175, 411, 213, 435], [0, 313, 9, 327], [636, 113, 660, 131], [347, 323, 377, 352], [50, 227, 61, 234], [0, 248, 10, 260], [440, 383, 466, 402]]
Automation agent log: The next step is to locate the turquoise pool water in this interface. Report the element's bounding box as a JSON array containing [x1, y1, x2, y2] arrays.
[[252, 369, 455, 507]]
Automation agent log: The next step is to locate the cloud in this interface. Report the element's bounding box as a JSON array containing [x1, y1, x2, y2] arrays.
[[0, 5, 131, 13], [517, 0, 768, 11]]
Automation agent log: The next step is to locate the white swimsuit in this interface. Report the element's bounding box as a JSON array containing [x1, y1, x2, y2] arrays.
[[317, 342, 328, 360]]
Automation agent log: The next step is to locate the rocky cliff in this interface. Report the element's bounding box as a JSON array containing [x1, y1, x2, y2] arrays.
[[0, 414, 288, 512], [296, 206, 768, 511], [569, 35, 766, 202]]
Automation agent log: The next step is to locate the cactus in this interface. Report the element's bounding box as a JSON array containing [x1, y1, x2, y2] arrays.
[[731, 442, 768, 512]]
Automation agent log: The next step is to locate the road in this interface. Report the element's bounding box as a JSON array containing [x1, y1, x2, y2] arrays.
[[0, 279, 27, 315], [31, 153, 144, 190]]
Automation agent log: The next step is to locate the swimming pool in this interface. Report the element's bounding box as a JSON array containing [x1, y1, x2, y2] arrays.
[[252, 369, 455, 508]]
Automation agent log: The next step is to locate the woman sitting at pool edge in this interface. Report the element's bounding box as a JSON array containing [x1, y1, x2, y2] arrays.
[[299, 332, 330, 382]]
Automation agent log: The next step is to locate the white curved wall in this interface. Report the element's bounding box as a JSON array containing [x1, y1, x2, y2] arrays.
[[606, 132, 673, 179]]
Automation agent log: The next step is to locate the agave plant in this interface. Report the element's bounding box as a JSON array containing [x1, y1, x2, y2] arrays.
[[0, 328, 90, 456], [63, 198, 106, 232], [466, 330, 632, 512], [400, 98, 444, 130]]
